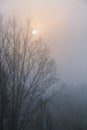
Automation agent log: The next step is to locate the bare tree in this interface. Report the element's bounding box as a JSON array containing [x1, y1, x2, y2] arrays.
[[38, 98, 53, 130], [28, 97, 53, 130], [0, 17, 57, 130], [0, 16, 10, 130]]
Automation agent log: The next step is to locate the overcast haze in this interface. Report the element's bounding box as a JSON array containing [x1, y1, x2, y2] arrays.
[[0, 0, 87, 85]]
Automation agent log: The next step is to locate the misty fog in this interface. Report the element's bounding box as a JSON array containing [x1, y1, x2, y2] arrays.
[[0, 0, 87, 130], [0, 0, 87, 85]]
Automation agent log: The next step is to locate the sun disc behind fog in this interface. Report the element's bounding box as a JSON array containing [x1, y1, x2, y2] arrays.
[[32, 30, 37, 35]]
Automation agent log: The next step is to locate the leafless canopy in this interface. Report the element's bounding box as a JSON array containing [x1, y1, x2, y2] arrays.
[[0, 17, 57, 130]]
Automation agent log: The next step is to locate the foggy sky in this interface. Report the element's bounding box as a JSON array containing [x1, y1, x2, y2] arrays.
[[0, 0, 87, 85]]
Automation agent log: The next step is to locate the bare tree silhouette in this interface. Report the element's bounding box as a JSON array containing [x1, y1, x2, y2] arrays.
[[0, 17, 57, 130]]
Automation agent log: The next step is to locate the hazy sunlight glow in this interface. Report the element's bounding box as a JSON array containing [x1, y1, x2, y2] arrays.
[[32, 30, 37, 35]]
